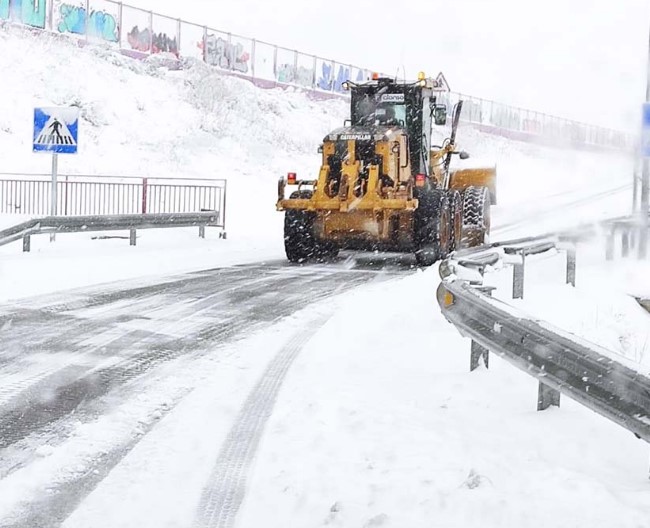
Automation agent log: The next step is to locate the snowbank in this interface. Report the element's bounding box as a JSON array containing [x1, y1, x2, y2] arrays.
[[488, 241, 650, 372]]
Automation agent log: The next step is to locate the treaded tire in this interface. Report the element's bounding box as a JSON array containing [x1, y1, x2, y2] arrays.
[[414, 188, 451, 266], [284, 191, 338, 263], [449, 190, 463, 252], [460, 186, 490, 248]]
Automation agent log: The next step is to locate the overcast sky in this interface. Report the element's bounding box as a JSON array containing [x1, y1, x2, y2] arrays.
[[126, 0, 650, 130]]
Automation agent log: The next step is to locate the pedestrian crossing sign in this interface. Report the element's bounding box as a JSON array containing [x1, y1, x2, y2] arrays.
[[33, 107, 79, 154]]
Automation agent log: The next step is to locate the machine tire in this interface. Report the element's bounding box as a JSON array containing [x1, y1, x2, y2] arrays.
[[414, 188, 451, 266], [460, 186, 491, 248], [449, 190, 463, 252], [284, 191, 338, 263]]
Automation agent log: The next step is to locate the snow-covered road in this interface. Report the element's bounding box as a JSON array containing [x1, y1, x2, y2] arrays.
[[0, 258, 407, 527]]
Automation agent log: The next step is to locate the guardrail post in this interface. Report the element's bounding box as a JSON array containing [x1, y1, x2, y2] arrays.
[[85, 0, 90, 43], [199, 225, 205, 238], [117, 2, 123, 43], [622, 229, 630, 257], [513, 255, 525, 299], [470, 340, 489, 371], [537, 382, 561, 410], [273, 46, 278, 78], [566, 246, 576, 287], [251, 39, 256, 78], [22, 235, 30, 253], [141, 178, 148, 214], [606, 229, 615, 261], [202, 26, 208, 62], [130, 228, 137, 246], [148, 11, 154, 53]]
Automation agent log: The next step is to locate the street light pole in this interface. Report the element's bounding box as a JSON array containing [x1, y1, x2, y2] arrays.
[[640, 22, 650, 258]]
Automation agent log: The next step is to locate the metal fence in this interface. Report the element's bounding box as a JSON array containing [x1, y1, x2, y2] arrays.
[[0, 0, 636, 151], [0, 174, 227, 222]]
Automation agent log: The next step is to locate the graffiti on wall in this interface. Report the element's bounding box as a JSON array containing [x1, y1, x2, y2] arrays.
[[276, 64, 313, 87], [128, 26, 179, 56], [317, 63, 365, 92], [199, 34, 249, 73], [57, 3, 118, 42], [0, 0, 46, 28]]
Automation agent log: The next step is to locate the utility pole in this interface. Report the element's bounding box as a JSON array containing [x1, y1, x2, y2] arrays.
[[640, 22, 650, 258]]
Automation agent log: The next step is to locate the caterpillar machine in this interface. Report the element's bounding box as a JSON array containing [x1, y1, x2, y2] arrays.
[[276, 72, 497, 266]]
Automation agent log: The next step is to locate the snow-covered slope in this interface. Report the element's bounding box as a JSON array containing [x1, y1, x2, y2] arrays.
[[0, 24, 346, 242]]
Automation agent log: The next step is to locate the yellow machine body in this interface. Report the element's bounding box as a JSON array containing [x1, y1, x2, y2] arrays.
[[277, 129, 419, 249]]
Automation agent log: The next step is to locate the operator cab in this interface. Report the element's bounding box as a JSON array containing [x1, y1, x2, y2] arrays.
[[345, 76, 448, 177], [316, 75, 449, 200], [354, 94, 407, 128]]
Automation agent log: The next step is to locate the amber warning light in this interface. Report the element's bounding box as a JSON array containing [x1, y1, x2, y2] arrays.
[[287, 172, 297, 184]]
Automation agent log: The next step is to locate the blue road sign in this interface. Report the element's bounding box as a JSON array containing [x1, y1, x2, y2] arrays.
[[642, 103, 650, 158], [33, 107, 79, 154]]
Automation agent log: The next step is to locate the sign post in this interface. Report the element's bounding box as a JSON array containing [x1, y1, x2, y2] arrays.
[[33, 107, 79, 241]]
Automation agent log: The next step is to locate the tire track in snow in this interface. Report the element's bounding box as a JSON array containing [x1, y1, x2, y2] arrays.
[[195, 318, 328, 528], [0, 262, 406, 528], [0, 267, 328, 449]]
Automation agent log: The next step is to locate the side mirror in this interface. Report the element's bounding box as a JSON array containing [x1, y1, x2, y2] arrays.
[[318, 144, 323, 153], [459, 151, 470, 160], [433, 105, 447, 126]]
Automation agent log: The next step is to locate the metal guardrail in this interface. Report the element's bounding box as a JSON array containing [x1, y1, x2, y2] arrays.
[[0, 212, 224, 251], [437, 225, 650, 444], [437, 279, 650, 442], [0, 174, 227, 218]]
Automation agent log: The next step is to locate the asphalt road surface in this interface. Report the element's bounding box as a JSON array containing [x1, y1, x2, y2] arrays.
[[0, 256, 413, 528]]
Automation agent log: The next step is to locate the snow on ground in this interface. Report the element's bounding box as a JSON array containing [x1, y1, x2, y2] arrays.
[[0, 227, 284, 302], [1, 23, 649, 528], [236, 269, 650, 528], [4, 266, 643, 528], [486, 239, 650, 373], [0, 292, 335, 527]]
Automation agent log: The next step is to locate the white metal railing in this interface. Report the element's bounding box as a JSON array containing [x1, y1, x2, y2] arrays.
[[0, 173, 226, 219], [0, 0, 635, 150]]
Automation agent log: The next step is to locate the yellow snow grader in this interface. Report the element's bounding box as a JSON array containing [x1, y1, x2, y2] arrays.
[[276, 73, 496, 265]]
